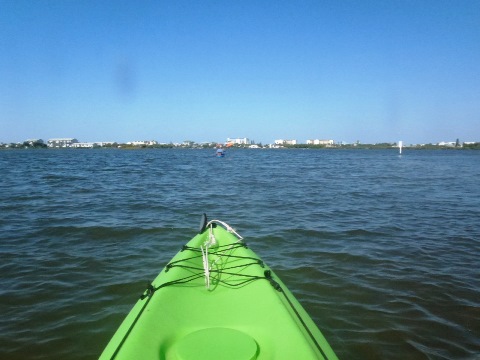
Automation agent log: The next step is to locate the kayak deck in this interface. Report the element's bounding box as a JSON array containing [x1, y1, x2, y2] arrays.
[[100, 219, 338, 360]]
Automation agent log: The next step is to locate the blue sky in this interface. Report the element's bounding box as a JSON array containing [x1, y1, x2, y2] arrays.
[[1, 0, 479, 144]]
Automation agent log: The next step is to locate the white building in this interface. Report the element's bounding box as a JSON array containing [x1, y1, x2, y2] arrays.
[[127, 140, 158, 146], [306, 139, 335, 146], [72, 142, 115, 148], [437, 141, 456, 147], [226, 138, 252, 145], [47, 138, 79, 148], [274, 139, 297, 145], [72, 142, 94, 148], [95, 142, 115, 147]]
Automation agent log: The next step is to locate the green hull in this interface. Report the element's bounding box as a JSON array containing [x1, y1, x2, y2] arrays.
[[100, 220, 338, 360]]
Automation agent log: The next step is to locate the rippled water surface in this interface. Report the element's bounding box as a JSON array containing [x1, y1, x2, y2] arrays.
[[1, 149, 479, 359]]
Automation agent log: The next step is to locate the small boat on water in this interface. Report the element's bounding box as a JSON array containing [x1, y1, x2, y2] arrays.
[[216, 148, 225, 157], [100, 216, 338, 360]]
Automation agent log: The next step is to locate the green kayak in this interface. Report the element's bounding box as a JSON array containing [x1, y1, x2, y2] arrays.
[[100, 217, 338, 360]]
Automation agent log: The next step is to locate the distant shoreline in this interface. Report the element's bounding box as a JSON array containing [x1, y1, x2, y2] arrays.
[[2, 143, 479, 151]]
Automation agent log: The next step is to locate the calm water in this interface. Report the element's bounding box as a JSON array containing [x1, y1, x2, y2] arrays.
[[1, 149, 479, 359]]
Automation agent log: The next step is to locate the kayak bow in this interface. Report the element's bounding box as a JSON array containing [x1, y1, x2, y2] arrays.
[[100, 217, 338, 360]]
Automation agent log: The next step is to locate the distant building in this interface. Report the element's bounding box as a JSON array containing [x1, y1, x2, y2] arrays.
[[274, 139, 297, 145], [226, 137, 252, 145], [306, 139, 334, 146], [72, 142, 95, 148], [437, 141, 456, 147], [127, 140, 158, 146], [47, 138, 79, 148], [94, 142, 115, 147], [73, 142, 115, 148]]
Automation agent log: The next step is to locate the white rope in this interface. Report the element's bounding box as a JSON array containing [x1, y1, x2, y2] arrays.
[[200, 245, 210, 289], [201, 220, 243, 290], [206, 219, 243, 241], [201, 223, 218, 289]]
